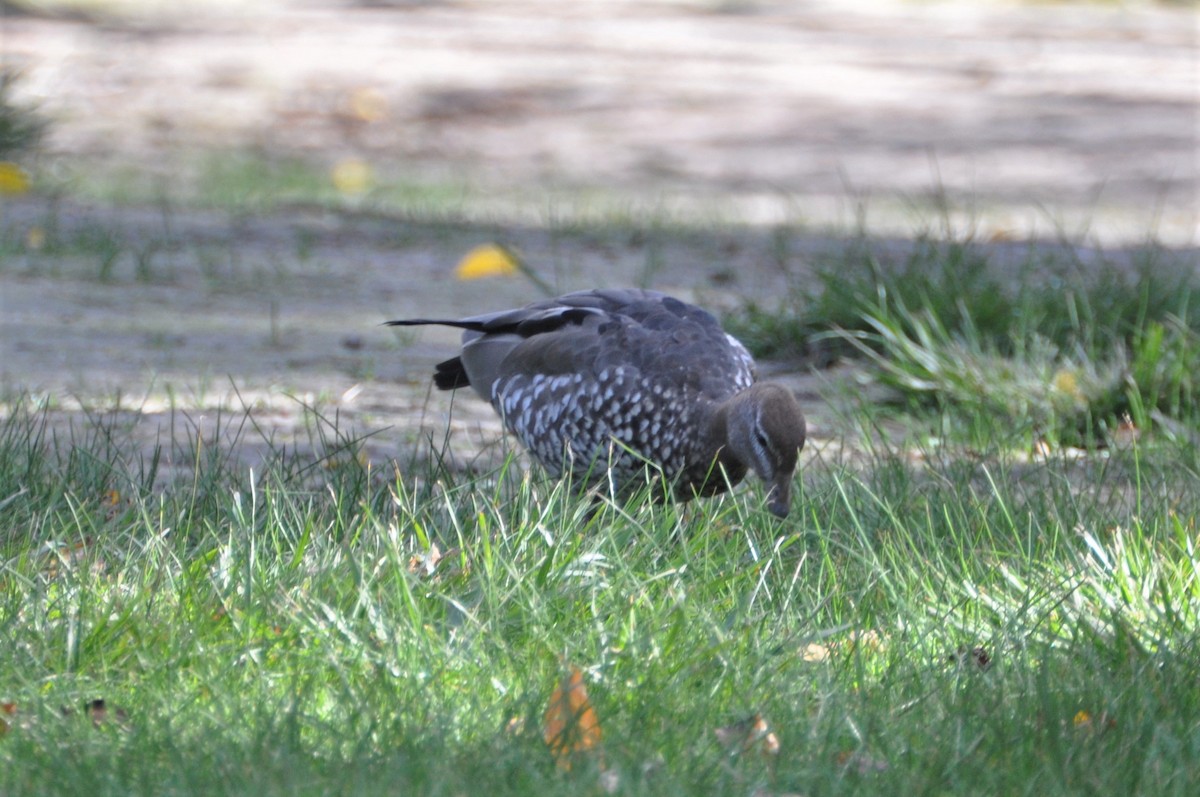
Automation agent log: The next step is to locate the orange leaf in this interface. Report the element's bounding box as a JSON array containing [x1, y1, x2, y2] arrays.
[[1073, 709, 1116, 733], [543, 666, 602, 769]]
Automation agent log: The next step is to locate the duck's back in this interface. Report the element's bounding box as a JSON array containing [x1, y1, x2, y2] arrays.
[[456, 289, 757, 484]]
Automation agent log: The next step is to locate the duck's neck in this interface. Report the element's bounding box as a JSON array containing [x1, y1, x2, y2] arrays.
[[680, 399, 748, 498]]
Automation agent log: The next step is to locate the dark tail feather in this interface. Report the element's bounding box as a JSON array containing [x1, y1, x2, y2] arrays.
[[433, 356, 470, 390], [386, 319, 476, 391], [384, 319, 489, 331]]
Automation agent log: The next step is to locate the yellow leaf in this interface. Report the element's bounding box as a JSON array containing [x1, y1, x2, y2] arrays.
[[543, 666, 602, 770], [331, 157, 373, 196], [454, 244, 519, 281], [1073, 710, 1092, 727], [0, 162, 30, 195], [26, 226, 45, 250], [1052, 368, 1083, 402]]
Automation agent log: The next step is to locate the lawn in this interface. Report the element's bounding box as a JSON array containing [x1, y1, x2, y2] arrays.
[[2, 3, 1197, 791], [1, 266, 1197, 794]]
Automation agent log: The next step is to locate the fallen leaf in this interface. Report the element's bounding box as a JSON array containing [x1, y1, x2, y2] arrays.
[[349, 86, 387, 122], [800, 642, 830, 662], [454, 244, 519, 281], [331, 157, 373, 196], [714, 713, 780, 757], [408, 541, 444, 575], [40, 537, 97, 579], [1073, 709, 1116, 733], [949, 645, 992, 671], [835, 629, 885, 655], [0, 162, 30, 195], [1052, 368, 1084, 403], [407, 543, 462, 580], [1111, 414, 1140, 447], [103, 489, 124, 521], [0, 701, 14, 736], [85, 699, 129, 730], [543, 666, 602, 770]]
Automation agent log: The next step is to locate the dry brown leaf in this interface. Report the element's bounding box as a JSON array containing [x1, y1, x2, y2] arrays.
[[85, 699, 129, 730], [407, 543, 462, 580], [800, 642, 830, 662], [1111, 414, 1141, 447], [950, 645, 993, 671], [714, 713, 780, 757], [1073, 709, 1117, 734], [41, 537, 98, 580], [800, 630, 886, 663], [828, 629, 886, 657], [543, 666, 602, 770]]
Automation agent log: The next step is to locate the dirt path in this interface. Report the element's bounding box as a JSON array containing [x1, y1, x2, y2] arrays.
[[6, 0, 1195, 241], [1, 0, 1196, 479]]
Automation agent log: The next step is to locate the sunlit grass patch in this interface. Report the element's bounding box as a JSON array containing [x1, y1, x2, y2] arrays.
[[730, 235, 1199, 447], [0, 390, 1196, 795]]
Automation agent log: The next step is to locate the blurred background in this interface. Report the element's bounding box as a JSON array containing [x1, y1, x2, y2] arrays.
[[5, 0, 1196, 239]]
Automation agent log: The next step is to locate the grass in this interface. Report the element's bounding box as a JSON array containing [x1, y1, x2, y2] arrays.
[[728, 235, 1200, 446], [2, 122, 1197, 790], [0, 70, 46, 160], [1, 390, 1196, 796]]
